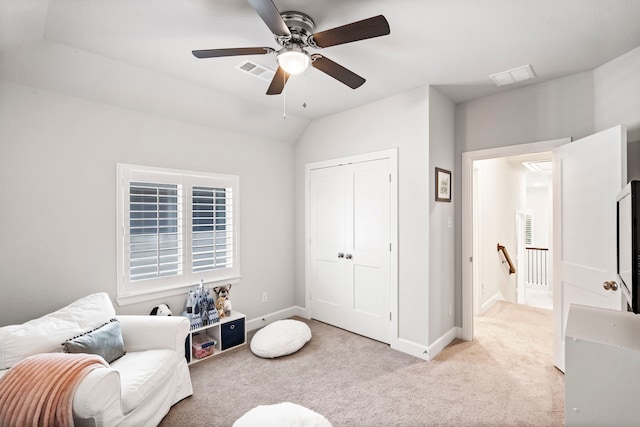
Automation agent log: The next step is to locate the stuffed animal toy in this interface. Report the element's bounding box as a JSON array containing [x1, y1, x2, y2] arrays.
[[214, 284, 232, 317], [215, 297, 227, 318], [149, 303, 172, 316]]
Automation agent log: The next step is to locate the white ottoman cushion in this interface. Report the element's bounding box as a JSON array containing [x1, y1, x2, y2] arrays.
[[233, 402, 331, 427], [250, 319, 311, 358]]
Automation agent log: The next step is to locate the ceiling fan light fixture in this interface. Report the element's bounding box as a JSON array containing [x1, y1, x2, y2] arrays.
[[277, 47, 310, 75]]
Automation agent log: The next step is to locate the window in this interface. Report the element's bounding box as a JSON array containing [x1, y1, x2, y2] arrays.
[[524, 213, 534, 246], [117, 164, 239, 304]]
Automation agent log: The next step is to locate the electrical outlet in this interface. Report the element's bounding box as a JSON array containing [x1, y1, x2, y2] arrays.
[[262, 292, 268, 303]]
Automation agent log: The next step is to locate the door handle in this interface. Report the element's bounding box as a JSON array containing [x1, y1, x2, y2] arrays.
[[603, 280, 618, 291], [345, 254, 353, 260], [338, 253, 344, 258]]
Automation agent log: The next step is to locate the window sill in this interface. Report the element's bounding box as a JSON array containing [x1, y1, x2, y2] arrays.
[[116, 276, 241, 307]]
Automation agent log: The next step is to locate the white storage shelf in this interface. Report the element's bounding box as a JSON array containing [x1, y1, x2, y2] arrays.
[[186, 310, 246, 365], [565, 304, 640, 426]]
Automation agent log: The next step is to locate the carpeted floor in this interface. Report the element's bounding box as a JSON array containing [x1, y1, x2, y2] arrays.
[[160, 301, 564, 426]]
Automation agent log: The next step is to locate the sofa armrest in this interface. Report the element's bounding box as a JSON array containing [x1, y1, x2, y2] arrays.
[[73, 367, 123, 424], [116, 315, 189, 354]]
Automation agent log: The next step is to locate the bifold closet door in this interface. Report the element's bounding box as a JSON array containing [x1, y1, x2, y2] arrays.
[[309, 158, 391, 343]]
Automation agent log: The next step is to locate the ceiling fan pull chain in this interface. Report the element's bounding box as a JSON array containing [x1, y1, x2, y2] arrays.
[[302, 71, 307, 109]]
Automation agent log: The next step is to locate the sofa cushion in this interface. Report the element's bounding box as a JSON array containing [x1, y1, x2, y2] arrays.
[[63, 319, 126, 363], [110, 349, 176, 414], [0, 293, 115, 369]]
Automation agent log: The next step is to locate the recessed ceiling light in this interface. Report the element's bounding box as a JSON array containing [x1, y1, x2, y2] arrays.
[[490, 64, 536, 87], [522, 160, 552, 172]]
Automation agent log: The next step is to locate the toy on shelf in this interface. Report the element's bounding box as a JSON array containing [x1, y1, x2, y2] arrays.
[[214, 284, 232, 317], [182, 280, 220, 330]]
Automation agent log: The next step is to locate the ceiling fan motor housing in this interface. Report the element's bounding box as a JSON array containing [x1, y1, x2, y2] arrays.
[[278, 11, 315, 48]]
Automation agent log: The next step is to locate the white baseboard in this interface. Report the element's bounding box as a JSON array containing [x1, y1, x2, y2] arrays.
[[246, 306, 307, 331], [391, 338, 430, 361], [480, 291, 504, 315], [248, 307, 461, 362], [427, 326, 463, 360]]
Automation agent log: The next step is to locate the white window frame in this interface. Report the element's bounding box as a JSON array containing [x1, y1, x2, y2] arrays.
[[116, 164, 240, 305]]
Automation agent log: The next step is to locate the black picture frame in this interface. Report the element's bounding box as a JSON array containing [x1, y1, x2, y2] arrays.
[[435, 167, 451, 202]]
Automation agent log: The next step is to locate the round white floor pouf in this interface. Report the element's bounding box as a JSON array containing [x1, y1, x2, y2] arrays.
[[250, 319, 312, 358], [233, 402, 331, 427]]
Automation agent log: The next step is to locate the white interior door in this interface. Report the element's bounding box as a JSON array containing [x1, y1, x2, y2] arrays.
[[309, 158, 392, 343], [552, 125, 627, 372], [308, 166, 348, 330]]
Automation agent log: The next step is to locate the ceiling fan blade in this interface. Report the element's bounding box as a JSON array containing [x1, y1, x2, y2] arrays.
[[192, 47, 273, 59], [311, 55, 365, 89], [266, 66, 290, 95], [247, 0, 291, 38], [311, 15, 390, 48]]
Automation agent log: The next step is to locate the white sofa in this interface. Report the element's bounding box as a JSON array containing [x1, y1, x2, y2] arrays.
[[0, 292, 193, 426]]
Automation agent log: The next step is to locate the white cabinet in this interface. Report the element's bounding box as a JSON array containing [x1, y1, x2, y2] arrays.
[[565, 304, 640, 426], [186, 310, 246, 365]]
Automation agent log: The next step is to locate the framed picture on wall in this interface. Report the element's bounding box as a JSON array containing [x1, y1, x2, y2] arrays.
[[435, 167, 451, 202]]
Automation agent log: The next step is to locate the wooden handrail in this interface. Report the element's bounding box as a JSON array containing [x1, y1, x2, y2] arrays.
[[497, 243, 516, 274]]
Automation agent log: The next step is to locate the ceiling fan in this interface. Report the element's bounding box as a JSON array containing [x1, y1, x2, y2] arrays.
[[192, 0, 390, 95]]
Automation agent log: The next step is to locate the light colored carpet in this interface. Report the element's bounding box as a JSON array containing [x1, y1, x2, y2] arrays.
[[160, 301, 563, 426]]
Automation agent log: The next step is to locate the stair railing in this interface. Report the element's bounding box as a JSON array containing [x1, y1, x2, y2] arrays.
[[497, 243, 516, 274]]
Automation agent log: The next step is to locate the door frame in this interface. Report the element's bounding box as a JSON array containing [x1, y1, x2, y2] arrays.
[[304, 148, 399, 346], [461, 138, 570, 341]]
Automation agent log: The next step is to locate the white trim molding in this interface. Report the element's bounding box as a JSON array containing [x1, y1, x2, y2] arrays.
[[246, 306, 307, 331], [427, 327, 463, 360]]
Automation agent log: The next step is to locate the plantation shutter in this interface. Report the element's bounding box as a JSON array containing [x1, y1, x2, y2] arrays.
[[128, 182, 183, 281], [192, 185, 234, 273], [524, 213, 533, 246]]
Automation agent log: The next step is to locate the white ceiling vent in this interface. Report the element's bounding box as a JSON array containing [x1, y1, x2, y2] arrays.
[[236, 60, 275, 82], [489, 64, 536, 87]]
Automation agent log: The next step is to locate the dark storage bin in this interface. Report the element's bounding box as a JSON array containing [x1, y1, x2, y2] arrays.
[[221, 318, 245, 350]]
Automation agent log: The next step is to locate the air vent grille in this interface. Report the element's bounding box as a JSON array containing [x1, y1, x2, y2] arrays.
[[489, 64, 536, 87], [236, 60, 275, 82]]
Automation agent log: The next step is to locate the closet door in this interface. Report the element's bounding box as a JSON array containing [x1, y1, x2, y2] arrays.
[[308, 165, 349, 331], [309, 158, 391, 343]]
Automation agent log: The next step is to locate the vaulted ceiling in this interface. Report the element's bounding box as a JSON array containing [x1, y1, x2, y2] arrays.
[[2, 0, 640, 143]]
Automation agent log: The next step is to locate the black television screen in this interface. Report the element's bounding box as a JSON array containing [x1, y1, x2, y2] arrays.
[[617, 180, 640, 313]]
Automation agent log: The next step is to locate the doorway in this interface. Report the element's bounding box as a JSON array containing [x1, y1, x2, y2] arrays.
[[473, 154, 553, 315], [461, 138, 570, 341]]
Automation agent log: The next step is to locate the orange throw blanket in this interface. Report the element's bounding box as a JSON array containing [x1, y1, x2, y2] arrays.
[[0, 353, 107, 427]]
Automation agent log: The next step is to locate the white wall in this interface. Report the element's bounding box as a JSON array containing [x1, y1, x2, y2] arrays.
[[428, 87, 456, 342], [455, 71, 596, 153], [295, 87, 431, 348], [594, 46, 640, 143], [0, 81, 296, 326], [475, 158, 524, 310]]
